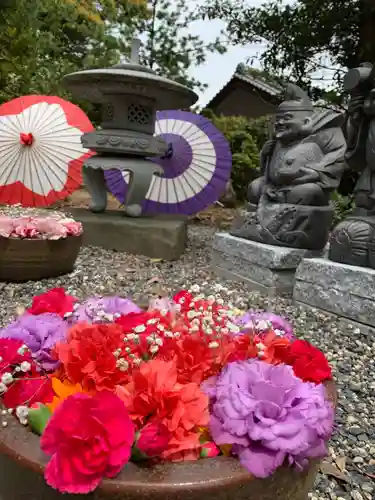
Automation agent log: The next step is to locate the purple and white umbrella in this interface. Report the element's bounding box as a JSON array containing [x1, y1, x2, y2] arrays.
[[104, 110, 232, 215]]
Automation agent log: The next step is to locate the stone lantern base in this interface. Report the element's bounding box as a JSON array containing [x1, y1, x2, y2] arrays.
[[65, 208, 187, 261]]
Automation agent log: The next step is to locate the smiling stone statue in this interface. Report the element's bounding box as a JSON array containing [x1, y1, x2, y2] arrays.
[[231, 83, 347, 250]]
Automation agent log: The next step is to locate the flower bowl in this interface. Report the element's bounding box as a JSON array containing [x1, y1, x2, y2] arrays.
[[0, 387, 334, 500], [0, 215, 83, 282], [0, 287, 337, 499]]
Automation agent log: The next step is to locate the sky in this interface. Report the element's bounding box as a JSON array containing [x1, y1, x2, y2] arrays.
[[187, 1, 268, 107], [186, 1, 336, 107]]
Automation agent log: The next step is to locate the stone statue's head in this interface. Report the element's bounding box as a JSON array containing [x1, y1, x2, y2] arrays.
[[274, 84, 314, 144]]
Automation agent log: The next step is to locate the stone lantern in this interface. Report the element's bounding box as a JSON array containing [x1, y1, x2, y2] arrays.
[[62, 39, 198, 217]]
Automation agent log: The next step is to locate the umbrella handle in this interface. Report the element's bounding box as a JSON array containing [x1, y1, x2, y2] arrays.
[[124, 163, 164, 217], [161, 142, 173, 159]]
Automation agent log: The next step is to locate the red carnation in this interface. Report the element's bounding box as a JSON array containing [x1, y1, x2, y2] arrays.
[[3, 371, 54, 409], [116, 309, 187, 363], [227, 334, 258, 363], [0, 338, 53, 409], [286, 339, 332, 384], [55, 323, 129, 391], [115, 312, 149, 333], [136, 421, 171, 457], [173, 290, 194, 312], [159, 334, 235, 385], [28, 288, 76, 317]]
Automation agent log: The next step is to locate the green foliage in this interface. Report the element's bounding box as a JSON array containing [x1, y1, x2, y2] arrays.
[[0, 0, 226, 113], [123, 0, 227, 92], [202, 109, 270, 200], [200, 0, 375, 99], [0, 0, 137, 103], [331, 192, 355, 227], [27, 403, 52, 435]]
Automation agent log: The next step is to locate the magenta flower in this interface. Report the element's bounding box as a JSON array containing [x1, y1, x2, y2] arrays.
[[236, 311, 294, 340], [0, 313, 68, 371], [202, 359, 334, 478], [70, 296, 141, 324]]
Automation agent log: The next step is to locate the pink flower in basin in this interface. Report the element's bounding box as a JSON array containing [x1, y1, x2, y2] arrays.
[[61, 219, 83, 236], [34, 218, 68, 240], [13, 217, 40, 238], [0, 216, 13, 237]]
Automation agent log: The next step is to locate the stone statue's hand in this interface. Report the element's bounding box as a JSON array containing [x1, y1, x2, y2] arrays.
[[291, 167, 320, 185], [348, 95, 365, 116], [261, 139, 276, 156]]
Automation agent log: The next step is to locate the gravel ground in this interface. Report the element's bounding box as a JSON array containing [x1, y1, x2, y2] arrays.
[[0, 223, 374, 500]]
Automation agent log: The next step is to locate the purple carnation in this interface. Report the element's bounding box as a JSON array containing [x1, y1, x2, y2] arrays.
[[203, 359, 334, 478], [0, 313, 68, 371], [236, 311, 295, 340], [70, 296, 141, 324]]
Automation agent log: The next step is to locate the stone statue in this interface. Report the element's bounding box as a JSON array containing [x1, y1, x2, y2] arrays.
[[329, 63, 375, 268], [231, 83, 346, 250]]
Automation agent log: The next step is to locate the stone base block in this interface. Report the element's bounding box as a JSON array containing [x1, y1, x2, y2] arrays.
[[294, 258, 375, 328], [64, 208, 187, 260], [212, 233, 321, 297]]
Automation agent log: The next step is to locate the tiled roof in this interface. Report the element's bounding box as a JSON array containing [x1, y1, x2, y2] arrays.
[[205, 71, 283, 109], [235, 72, 283, 96]]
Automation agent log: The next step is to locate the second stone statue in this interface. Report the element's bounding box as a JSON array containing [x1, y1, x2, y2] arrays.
[[231, 84, 346, 250]]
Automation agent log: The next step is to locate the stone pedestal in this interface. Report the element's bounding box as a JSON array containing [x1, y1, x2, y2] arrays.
[[294, 257, 375, 329], [212, 233, 322, 297], [65, 208, 187, 260]]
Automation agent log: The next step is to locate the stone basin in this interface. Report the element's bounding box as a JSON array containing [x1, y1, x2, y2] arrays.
[[0, 381, 336, 500]]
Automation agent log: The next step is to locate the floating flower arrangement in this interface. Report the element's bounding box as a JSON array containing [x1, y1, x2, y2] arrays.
[[0, 215, 82, 240], [0, 286, 334, 495]]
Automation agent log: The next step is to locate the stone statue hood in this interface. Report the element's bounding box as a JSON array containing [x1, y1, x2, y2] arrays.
[[276, 83, 345, 136], [308, 108, 345, 134], [278, 83, 314, 113], [278, 83, 345, 132]]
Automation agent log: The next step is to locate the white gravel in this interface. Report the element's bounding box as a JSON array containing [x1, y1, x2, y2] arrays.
[[0, 223, 373, 500]]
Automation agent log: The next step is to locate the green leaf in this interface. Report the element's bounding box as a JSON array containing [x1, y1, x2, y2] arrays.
[[131, 445, 148, 462], [27, 404, 52, 436]]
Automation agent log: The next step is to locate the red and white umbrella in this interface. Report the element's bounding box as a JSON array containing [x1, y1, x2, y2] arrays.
[[0, 95, 94, 207]]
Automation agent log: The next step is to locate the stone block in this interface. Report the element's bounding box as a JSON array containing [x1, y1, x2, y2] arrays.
[[212, 233, 321, 297], [64, 208, 187, 261], [294, 257, 375, 327]]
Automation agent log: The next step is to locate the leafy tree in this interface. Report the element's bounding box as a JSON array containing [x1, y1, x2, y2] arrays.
[[0, 0, 147, 102], [200, 0, 375, 100], [123, 0, 227, 91], [0, 0, 226, 107]]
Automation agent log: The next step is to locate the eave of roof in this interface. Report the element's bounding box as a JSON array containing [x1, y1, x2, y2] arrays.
[[205, 71, 283, 109]]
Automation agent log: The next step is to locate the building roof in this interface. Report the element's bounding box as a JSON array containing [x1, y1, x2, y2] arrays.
[[205, 71, 283, 112]]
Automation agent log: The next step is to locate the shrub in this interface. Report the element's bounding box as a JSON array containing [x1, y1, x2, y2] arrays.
[[331, 192, 355, 227], [201, 109, 270, 200]]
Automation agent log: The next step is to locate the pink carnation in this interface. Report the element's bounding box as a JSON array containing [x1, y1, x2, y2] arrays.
[[41, 391, 135, 494], [34, 218, 68, 240], [13, 217, 40, 238], [136, 421, 171, 457], [62, 220, 83, 236], [0, 215, 81, 240], [0, 216, 13, 238]]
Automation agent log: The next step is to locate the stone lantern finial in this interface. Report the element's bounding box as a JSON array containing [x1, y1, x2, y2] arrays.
[[130, 39, 141, 64]]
